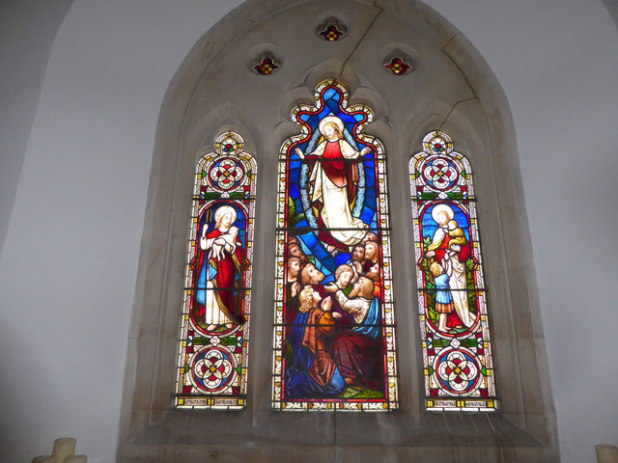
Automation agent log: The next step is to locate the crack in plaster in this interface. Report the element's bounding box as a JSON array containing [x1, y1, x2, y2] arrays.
[[338, 6, 384, 79], [438, 34, 479, 130]]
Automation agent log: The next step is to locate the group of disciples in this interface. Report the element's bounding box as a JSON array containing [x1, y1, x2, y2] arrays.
[[284, 234, 384, 398]]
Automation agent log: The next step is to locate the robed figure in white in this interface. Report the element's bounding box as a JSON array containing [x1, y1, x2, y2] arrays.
[[295, 116, 370, 250]]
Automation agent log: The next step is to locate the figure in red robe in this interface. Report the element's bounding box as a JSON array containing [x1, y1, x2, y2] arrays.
[[195, 205, 246, 331]]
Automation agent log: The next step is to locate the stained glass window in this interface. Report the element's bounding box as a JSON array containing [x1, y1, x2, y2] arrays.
[[175, 132, 256, 410], [273, 80, 398, 411], [409, 131, 497, 411]]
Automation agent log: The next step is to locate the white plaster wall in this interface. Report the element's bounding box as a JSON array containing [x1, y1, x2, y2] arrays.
[[0, 1, 616, 462], [0, 0, 74, 255], [0, 2, 243, 462]]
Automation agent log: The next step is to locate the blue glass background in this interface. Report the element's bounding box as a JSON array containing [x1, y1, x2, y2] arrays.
[[421, 202, 470, 242], [199, 201, 247, 248], [285, 85, 380, 281]]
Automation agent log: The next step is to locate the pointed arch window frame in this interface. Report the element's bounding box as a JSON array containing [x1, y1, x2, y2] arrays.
[[175, 132, 257, 410], [272, 80, 399, 411], [120, 1, 559, 459], [409, 131, 497, 411]]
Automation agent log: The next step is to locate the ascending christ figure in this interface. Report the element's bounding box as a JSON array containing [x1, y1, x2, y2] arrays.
[[295, 116, 370, 249], [196, 205, 246, 331]]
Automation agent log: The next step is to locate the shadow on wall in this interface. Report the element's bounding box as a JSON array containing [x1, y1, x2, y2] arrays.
[[0, 0, 75, 254]]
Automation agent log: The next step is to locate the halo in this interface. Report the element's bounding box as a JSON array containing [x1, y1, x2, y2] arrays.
[[318, 115, 345, 135], [215, 204, 237, 224], [431, 204, 454, 224]]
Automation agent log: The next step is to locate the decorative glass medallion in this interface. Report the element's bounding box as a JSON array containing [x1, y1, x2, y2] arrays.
[[383, 51, 414, 75], [317, 18, 347, 41], [175, 132, 256, 410], [253, 53, 280, 75], [273, 80, 398, 411], [409, 131, 497, 411]]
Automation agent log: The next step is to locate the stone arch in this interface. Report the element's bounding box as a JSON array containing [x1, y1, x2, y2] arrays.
[[119, 0, 557, 461]]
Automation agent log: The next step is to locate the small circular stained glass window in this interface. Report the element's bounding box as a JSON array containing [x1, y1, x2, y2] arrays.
[[316, 18, 347, 42], [383, 51, 416, 75], [252, 53, 280, 75]]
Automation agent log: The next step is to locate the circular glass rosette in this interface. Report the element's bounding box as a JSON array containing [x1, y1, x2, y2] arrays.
[[423, 132, 453, 155], [421, 156, 460, 191], [208, 157, 246, 192], [189, 345, 238, 393], [434, 347, 482, 395]]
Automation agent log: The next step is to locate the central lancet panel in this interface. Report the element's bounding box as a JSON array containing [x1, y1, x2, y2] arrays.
[[273, 80, 398, 411]]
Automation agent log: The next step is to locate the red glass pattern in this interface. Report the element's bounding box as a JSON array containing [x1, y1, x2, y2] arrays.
[[253, 55, 279, 75], [384, 56, 410, 75], [319, 24, 345, 41]]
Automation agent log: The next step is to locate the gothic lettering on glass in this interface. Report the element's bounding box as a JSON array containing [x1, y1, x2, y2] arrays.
[[175, 132, 256, 410], [273, 80, 398, 411], [409, 131, 497, 411]]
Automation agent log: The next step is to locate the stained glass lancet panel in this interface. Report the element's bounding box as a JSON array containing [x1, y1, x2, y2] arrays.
[[409, 131, 497, 411], [175, 132, 256, 410], [273, 80, 398, 411]]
